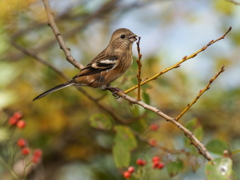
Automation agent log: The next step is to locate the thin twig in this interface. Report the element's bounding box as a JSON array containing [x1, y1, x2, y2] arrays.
[[42, 0, 84, 70], [124, 27, 232, 94], [136, 37, 142, 101], [112, 90, 213, 161], [11, 41, 69, 80], [175, 66, 225, 121], [226, 0, 240, 5]]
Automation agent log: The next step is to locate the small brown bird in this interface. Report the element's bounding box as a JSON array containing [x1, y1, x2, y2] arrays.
[[33, 28, 137, 101]]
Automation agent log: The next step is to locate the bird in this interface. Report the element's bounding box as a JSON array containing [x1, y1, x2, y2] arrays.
[[33, 28, 138, 101]]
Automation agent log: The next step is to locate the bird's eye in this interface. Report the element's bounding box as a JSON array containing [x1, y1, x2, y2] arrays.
[[120, 34, 125, 39]]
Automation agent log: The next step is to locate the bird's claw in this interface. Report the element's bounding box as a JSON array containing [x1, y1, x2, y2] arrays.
[[104, 86, 122, 99]]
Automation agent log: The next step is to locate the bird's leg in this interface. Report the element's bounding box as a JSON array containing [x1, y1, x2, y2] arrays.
[[104, 84, 122, 99]]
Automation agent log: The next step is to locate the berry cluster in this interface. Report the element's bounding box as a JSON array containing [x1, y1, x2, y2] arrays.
[[152, 156, 164, 169], [123, 166, 135, 179], [17, 138, 42, 164], [9, 111, 43, 164], [8, 111, 26, 129], [123, 156, 165, 179]]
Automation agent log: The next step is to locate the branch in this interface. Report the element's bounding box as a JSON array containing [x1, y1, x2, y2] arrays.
[[112, 90, 213, 161], [136, 37, 143, 101], [124, 26, 232, 94], [42, 0, 84, 70], [226, 0, 240, 5], [175, 66, 225, 121]]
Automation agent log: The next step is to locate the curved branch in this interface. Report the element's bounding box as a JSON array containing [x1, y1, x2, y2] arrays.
[[42, 0, 84, 70], [111, 90, 213, 161]]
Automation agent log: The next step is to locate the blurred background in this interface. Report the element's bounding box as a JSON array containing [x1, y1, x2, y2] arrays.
[[0, 0, 240, 179]]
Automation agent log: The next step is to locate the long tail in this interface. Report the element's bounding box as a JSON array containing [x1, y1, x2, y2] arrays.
[[33, 82, 74, 101]]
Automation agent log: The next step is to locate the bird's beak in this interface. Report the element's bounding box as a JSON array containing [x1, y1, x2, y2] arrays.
[[128, 34, 138, 42]]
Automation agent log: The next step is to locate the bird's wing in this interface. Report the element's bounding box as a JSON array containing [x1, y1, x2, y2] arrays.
[[74, 55, 119, 77]]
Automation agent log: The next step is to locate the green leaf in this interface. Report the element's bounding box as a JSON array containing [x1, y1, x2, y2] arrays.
[[205, 158, 233, 180], [114, 126, 137, 151], [113, 143, 130, 168], [89, 113, 112, 130], [142, 91, 150, 104], [206, 139, 229, 155], [113, 125, 137, 168], [166, 159, 184, 177], [184, 118, 203, 146]]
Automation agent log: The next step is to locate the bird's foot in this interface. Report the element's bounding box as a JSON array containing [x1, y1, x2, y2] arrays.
[[104, 85, 122, 99]]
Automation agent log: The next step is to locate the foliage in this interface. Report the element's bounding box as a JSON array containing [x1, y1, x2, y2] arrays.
[[1, 0, 240, 179]]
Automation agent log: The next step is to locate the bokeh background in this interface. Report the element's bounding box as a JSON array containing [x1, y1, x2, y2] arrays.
[[0, 0, 240, 179]]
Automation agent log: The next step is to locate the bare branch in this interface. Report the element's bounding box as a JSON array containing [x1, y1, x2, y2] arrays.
[[112, 90, 213, 161], [124, 27, 232, 94], [175, 66, 225, 121], [226, 0, 240, 5], [136, 37, 143, 101], [42, 0, 84, 70]]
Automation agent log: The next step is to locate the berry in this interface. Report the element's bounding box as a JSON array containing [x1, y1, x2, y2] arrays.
[[17, 138, 27, 148], [127, 166, 135, 173], [123, 171, 131, 178], [149, 139, 157, 146], [13, 111, 23, 120], [33, 149, 42, 157], [31, 156, 40, 163], [17, 120, 26, 129], [157, 162, 164, 169], [152, 156, 160, 163], [9, 117, 18, 126], [136, 159, 146, 166], [150, 123, 159, 131], [21, 147, 30, 155], [152, 161, 159, 168]]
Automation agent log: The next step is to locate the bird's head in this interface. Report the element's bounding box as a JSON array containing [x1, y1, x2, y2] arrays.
[[109, 28, 138, 50]]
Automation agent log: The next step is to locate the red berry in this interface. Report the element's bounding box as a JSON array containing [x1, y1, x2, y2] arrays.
[[136, 159, 146, 166], [17, 138, 27, 148], [31, 156, 40, 163], [152, 156, 160, 163], [13, 111, 23, 120], [150, 123, 159, 131], [9, 117, 18, 126], [152, 161, 159, 168], [21, 147, 30, 155], [17, 120, 26, 129], [127, 166, 135, 173], [33, 149, 42, 157], [123, 171, 131, 178], [157, 162, 164, 169], [149, 139, 157, 146]]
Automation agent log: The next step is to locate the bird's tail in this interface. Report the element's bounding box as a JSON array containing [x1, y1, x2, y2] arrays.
[[33, 82, 74, 101]]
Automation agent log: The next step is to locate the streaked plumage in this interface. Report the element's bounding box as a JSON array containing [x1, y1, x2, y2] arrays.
[[33, 28, 137, 101]]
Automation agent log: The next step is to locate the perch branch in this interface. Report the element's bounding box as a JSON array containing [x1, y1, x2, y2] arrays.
[[175, 66, 225, 121], [124, 26, 232, 94], [136, 37, 143, 101], [110, 90, 213, 161], [42, 0, 84, 70]]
